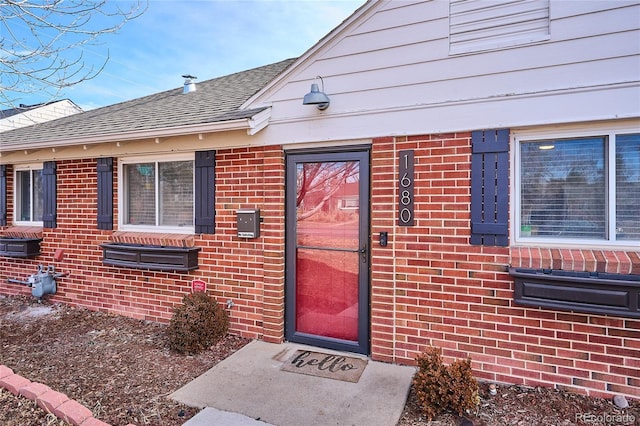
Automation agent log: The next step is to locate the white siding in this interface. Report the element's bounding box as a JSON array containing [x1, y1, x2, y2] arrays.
[[249, 0, 640, 145], [0, 100, 82, 132], [449, 0, 550, 54]]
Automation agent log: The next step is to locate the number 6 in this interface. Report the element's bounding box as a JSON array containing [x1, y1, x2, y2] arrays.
[[400, 173, 411, 188]]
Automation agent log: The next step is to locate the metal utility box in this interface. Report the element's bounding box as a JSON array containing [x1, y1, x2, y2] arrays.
[[237, 208, 260, 238], [7, 265, 67, 299]]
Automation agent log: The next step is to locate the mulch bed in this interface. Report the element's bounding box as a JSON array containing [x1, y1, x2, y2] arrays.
[[398, 383, 639, 425], [0, 295, 249, 425], [1, 295, 638, 425]]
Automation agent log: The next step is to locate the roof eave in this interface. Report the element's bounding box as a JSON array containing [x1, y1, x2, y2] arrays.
[[0, 108, 272, 154], [246, 107, 271, 135]]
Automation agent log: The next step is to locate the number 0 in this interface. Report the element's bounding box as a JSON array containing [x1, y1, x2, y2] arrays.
[[400, 208, 412, 223]]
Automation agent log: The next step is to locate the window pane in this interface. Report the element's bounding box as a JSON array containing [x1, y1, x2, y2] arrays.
[[159, 161, 193, 227], [520, 137, 606, 239], [124, 163, 156, 225], [32, 170, 43, 222], [296, 162, 360, 249], [616, 134, 640, 241], [17, 170, 31, 221], [296, 248, 359, 341]]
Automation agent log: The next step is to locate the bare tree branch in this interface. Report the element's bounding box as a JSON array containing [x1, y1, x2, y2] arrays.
[[0, 0, 147, 109], [296, 162, 359, 221]]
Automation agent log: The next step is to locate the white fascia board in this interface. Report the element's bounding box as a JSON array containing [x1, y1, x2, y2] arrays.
[[0, 109, 271, 153], [246, 108, 272, 135]]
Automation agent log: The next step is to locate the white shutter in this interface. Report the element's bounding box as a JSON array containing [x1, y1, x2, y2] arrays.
[[450, 0, 550, 54]]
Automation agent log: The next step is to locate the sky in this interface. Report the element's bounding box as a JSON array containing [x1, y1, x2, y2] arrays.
[[5, 0, 365, 111]]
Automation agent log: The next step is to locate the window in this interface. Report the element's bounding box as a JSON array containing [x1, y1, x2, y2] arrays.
[[339, 198, 359, 210], [15, 165, 43, 224], [515, 126, 640, 245], [616, 134, 640, 241], [120, 155, 194, 231]]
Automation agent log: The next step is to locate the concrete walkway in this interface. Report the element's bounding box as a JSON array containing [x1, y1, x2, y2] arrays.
[[171, 340, 415, 426]]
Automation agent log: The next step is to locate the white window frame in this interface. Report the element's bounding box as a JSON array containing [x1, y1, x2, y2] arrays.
[[339, 198, 359, 210], [512, 121, 640, 249], [13, 163, 43, 226], [118, 153, 195, 233]]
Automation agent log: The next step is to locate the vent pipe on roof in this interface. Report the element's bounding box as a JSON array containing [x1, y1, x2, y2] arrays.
[[182, 75, 197, 93]]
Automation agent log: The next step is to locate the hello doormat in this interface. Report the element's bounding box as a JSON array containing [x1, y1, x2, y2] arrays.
[[281, 350, 368, 383]]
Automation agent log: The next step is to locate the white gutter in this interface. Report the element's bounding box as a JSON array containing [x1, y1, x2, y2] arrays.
[[246, 108, 271, 136], [0, 108, 272, 153]]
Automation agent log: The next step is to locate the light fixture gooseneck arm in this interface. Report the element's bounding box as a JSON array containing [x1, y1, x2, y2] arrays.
[[302, 76, 330, 110]]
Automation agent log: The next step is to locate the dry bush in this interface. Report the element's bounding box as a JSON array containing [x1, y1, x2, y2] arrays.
[[413, 346, 479, 420], [167, 292, 229, 354]]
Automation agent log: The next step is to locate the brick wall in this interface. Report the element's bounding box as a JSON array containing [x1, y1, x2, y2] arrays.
[[2, 138, 639, 399], [0, 147, 286, 341], [370, 133, 640, 399]]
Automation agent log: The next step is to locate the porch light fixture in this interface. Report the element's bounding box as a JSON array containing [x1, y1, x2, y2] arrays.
[[302, 76, 330, 110]]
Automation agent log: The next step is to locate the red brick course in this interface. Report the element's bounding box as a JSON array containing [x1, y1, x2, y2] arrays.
[[54, 399, 94, 425], [0, 364, 122, 426], [0, 373, 31, 395], [19, 381, 51, 400], [0, 365, 14, 379], [511, 246, 638, 274], [36, 389, 69, 416]]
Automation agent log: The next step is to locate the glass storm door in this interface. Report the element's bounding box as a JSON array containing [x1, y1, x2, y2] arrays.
[[285, 149, 370, 355]]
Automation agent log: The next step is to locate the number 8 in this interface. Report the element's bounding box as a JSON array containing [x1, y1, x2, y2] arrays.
[[401, 190, 411, 205]]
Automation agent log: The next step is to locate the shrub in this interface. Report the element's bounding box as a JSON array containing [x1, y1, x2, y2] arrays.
[[413, 346, 479, 420], [167, 292, 229, 354]]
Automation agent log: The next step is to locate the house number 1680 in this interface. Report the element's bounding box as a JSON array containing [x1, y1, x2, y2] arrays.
[[398, 150, 414, 226]]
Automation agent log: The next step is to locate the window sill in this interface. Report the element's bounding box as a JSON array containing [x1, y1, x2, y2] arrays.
[[511, 268, 640, 318], [101, 243, 201, 272], [510, 246, 639, 275], [513, 238, 640, 252], [109, 231, 196, 248]]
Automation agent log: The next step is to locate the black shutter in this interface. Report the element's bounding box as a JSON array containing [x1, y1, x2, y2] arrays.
[[470, 129, 509, 246], [194, 150, 215, 234], [42, 161, 57, 228], [97, 158, 114, 230], [0, 165, 6, 226]]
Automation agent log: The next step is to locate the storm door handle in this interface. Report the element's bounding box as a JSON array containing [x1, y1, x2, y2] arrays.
[[359, 243, 367, 263]]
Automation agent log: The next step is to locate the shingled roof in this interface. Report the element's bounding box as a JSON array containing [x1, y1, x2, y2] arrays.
[[0, 58, 296, 150]]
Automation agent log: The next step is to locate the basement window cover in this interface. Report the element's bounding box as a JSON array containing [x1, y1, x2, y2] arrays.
[[0, 237, 41, 258], [101, 243, 201, 272], [511, 268, 640, 318], [0, 226, 43, 258]]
